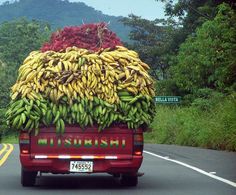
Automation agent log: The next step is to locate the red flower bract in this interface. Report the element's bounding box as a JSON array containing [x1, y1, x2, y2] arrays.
[[41, 22, 123, 52]]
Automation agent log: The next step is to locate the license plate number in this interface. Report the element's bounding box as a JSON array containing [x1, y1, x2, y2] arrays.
[[69, 161, 93, 173]]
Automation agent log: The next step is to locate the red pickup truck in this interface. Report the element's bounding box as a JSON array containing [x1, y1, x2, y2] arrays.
[[19, 124, 143, 187]]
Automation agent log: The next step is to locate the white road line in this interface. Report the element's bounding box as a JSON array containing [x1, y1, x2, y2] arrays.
[[144, 150, 236, 188], [209, 172, 216, 175]]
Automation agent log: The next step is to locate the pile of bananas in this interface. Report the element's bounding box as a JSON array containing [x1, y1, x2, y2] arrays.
[[6, 45, 155, 134]]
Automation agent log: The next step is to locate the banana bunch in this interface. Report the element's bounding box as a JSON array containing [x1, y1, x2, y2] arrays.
[[5, 98, 47, 135], [11, 46, 154, 104], [6, 93, 155, 134], [7, 45, 156, 134]]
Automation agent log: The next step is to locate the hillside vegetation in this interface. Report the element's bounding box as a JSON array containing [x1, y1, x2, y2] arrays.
[[0, 0, 130, 41]]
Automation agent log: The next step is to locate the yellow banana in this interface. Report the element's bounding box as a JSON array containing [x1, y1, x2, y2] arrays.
[[82, 76, 87, 85], [77, 80, 84, 89], [66, 74, 74, 83], [99, 54, 113, 63], [90, 77, 97, 89], [140, 62, 150, 70], [73, 90, 78, 99], [63, 61, 69, 71], [115, 45, 128, 51], [84, 54, 98, 60], [20, 68, 33, 81], [124, 68, 130, 79], [127, 87, 138, 95], [26, 93, 35, 100], [68, 83, 74, 95], [24, 70, 37, 82], [127, 50, 139, 58], [37, 68, 45, 80]]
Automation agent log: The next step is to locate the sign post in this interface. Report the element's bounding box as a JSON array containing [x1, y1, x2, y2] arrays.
[[155, 96, 181, 104]]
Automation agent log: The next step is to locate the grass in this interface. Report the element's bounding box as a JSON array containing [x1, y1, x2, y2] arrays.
[[1, 134, 18, 144], [146, 94, 236, 151]]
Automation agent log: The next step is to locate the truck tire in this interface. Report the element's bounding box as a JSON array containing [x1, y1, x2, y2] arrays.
[[120, 174, 138, 187], [21, 167, 37, 187]]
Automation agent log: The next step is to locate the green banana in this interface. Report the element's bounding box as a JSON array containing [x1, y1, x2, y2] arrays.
[[9, 99, 23, 111], [78, 103, 84, 113], [24, 119, 33, 130], [56, 120, 61, 135], [45, 110, 52, 125], [94, 97, 100, 105], [76, 112, 81, 124], [40, 102, 48, 111], [72, 112, 76, 121], [62, 105, 67, 118], [23, 98, 30, 106], [119, 95, 133, 102], [29, 114, 39, 120], [28, 120, 36, 133], [33, 104, 42, 116], [52, 104, 57, 116], [12, 115, 21, 129], [104, 101, 114, 108], [88, 115, 93, 126], [36, 99, 41, 107], [34, 120, 40, 136], [11, 107, 25, 117], [21, 112, 26, 124], [16, 116, 23, 130], [118, 90, 132, 96], [53, 111, 60, 124], [59, 119, 65, 134], [84, 115, 89, 126]]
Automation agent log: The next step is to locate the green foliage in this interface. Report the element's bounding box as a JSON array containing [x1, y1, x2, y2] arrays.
[[155, 79, 180, 96], [0, 108, 9, 142], [190, 88, 224, 111], [147, 92, 236, 151], [0, 107, 18, 143], [121, 1, 234, 98], [0, 17, 50, 67], [0, 0, 130, 42], [0, 18, 51, 108], [171, 3, 236, 92], [121, 15, 176, 80], [156, 0, 230, 50]]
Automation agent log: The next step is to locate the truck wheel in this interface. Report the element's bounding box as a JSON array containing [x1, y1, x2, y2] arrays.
[[120, 174, 138, 187], [21, 167, 37, 187]]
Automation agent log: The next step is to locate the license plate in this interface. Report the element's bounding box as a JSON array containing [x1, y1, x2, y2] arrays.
[[69, 161, 93, 173]]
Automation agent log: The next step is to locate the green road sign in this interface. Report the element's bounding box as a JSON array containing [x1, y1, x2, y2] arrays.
[[155, 96, 181, 104]]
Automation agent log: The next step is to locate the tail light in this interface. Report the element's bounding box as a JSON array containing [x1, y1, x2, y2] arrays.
[[133, 131, 143, 156], [19, 132, 30, 154]]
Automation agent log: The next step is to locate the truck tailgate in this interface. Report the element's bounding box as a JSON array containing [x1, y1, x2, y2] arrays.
[[30, 125, 133, 160]]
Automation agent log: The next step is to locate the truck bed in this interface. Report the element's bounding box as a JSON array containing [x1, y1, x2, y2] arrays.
[[20, 125, 143, 174]]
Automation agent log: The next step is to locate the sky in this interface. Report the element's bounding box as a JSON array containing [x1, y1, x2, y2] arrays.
[[0, 0, 166, 20], [70, 0, 166, 20]]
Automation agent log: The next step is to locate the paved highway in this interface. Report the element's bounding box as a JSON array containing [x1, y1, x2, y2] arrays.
[[0, 143, 235, 195]]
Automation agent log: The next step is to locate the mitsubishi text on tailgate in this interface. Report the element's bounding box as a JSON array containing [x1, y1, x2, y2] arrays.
[[19, 125, 144, 187]]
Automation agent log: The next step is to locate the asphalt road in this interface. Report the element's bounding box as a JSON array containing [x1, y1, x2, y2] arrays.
[[0, 143, 235, 195]]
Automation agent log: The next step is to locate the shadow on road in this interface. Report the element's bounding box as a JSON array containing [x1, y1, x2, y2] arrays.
[[34, 174, 131, 189]]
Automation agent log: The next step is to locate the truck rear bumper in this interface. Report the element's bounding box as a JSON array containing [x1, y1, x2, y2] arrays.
[[20, 154, 143, 174]]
